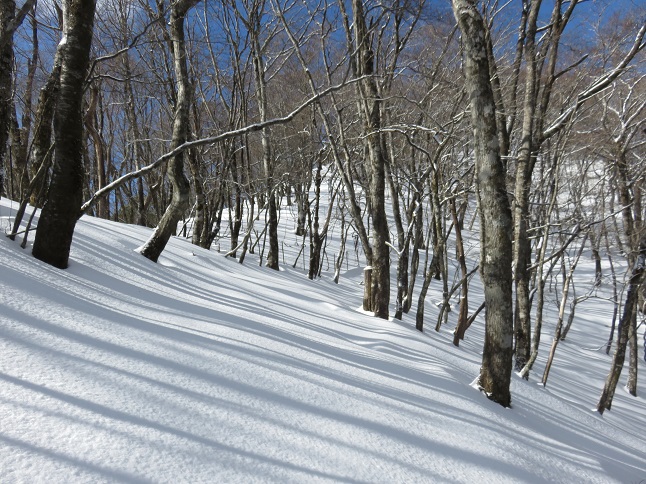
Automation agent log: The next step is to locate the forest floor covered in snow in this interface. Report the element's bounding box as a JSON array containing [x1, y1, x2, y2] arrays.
[[1, 197, 645, 483]]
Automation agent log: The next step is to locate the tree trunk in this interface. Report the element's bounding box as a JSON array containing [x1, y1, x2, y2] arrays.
[[451, 197, 470, 345], [541, 238, 586, 386], [352, 0, 389, 319], [32, 0, 96, 269], [405, 195, 423, 313], [519, 152, 560, 378], [597, 235, 646, 414], [188, 147, 208, 248], [10, 8, 37, 200], [387, 161, 409, 320], [308, 157, 322, 280], [139, 0, 199, 262], [0, 0, 16, 196], [122, 49, 148, 227], [416, 234, 433, 332], [246, 3, 279, 271], [627, 312, 638, 396], [84, 84, 109, 219], [452, 0, 514, 407], [513, 0, 542, 374]]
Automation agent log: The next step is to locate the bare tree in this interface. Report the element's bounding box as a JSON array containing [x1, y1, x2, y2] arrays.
[[597, 234, 646, 414], [32, 0, 96, 268], [452, 0, 514, 407], [1, 0, 37, 196], [139, 0, 199, 262], [348, 0, 390, 318]]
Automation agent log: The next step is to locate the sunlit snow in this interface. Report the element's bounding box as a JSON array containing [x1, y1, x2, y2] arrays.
[[0, 197, 644, 483]]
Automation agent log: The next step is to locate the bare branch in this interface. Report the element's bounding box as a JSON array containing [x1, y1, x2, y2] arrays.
[[79, 76, 365, 216], [541, 23, 646, 142], [0, 0, 37, 50]]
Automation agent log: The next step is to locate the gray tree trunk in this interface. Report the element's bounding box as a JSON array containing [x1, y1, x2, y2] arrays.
[[352, 0, 389, 318], [139, 0, 199, 262], [32, 0, 96, 268], [597, 235, 646, 413], [452, 0, 514, 407], [512, 0, 542, 374]]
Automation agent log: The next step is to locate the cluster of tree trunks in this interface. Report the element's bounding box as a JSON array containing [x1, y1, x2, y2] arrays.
[[2, 0, 644, 409]]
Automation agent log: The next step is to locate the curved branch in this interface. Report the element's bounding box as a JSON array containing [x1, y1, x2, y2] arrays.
[[541, 23, 646, 142], [79, 76, 365, 216]]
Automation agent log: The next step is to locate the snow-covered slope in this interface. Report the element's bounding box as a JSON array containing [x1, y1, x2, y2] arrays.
[[1, 199, 645, 483]]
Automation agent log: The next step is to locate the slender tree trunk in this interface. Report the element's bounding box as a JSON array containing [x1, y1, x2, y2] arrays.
[[513, 0, 542, 374], [416, 226, 433, 332], [605, 235, 619, 354], [84, 84, 109, 218], [452, 0, 514, 407], [309, 157, 322, 279], [451, 197, 469, 345], [627, 312, 638, 396], [228, 159, 243, 257], [597, 235, 646, 413], [519, 151, 560, 378], [139, 0, 199, 262], [32, 0, 96, 268], [387, 162, 409, 320], [123, 56, 147, 226], [541, 238, 586, 386], [405, 195, 423, 313], [245, 2, 279, 270], [187, 147, 208, 248], [10, 8, 37, 200]]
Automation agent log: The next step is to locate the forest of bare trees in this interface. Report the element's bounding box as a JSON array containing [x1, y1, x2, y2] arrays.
[[1, 0, 644, 408]]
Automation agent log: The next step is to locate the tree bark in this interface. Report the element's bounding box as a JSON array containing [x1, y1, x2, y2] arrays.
[[451, 197, 470, 345], [139, 0, 198, 262], [597, 235, 646, 414], [0, 0, 16, 196], [84, 84, 109, 219], [245, 0, 279, 270], [512, 0, 542, 374], [352, 0, 389, 318], [32, 0, 96, 269], [452, 0, 514, 407]]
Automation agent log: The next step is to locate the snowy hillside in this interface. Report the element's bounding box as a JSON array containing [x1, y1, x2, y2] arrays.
[[1, 198, 645, 483]]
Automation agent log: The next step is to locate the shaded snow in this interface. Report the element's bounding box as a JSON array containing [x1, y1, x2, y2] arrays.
[[0, 199, 645, 483]]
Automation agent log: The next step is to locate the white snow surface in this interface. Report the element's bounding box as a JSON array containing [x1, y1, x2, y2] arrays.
[[1, 198, 645, 483]]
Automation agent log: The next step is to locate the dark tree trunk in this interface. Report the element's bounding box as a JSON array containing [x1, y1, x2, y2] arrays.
[[452, 0, 514, 407], [0, 0, 16, 196], [308, 157, 323, 280], [32, 0, 96, 269]]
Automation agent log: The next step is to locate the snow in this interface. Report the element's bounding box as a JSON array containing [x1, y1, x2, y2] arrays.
[[1, 197, 645, 483]]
